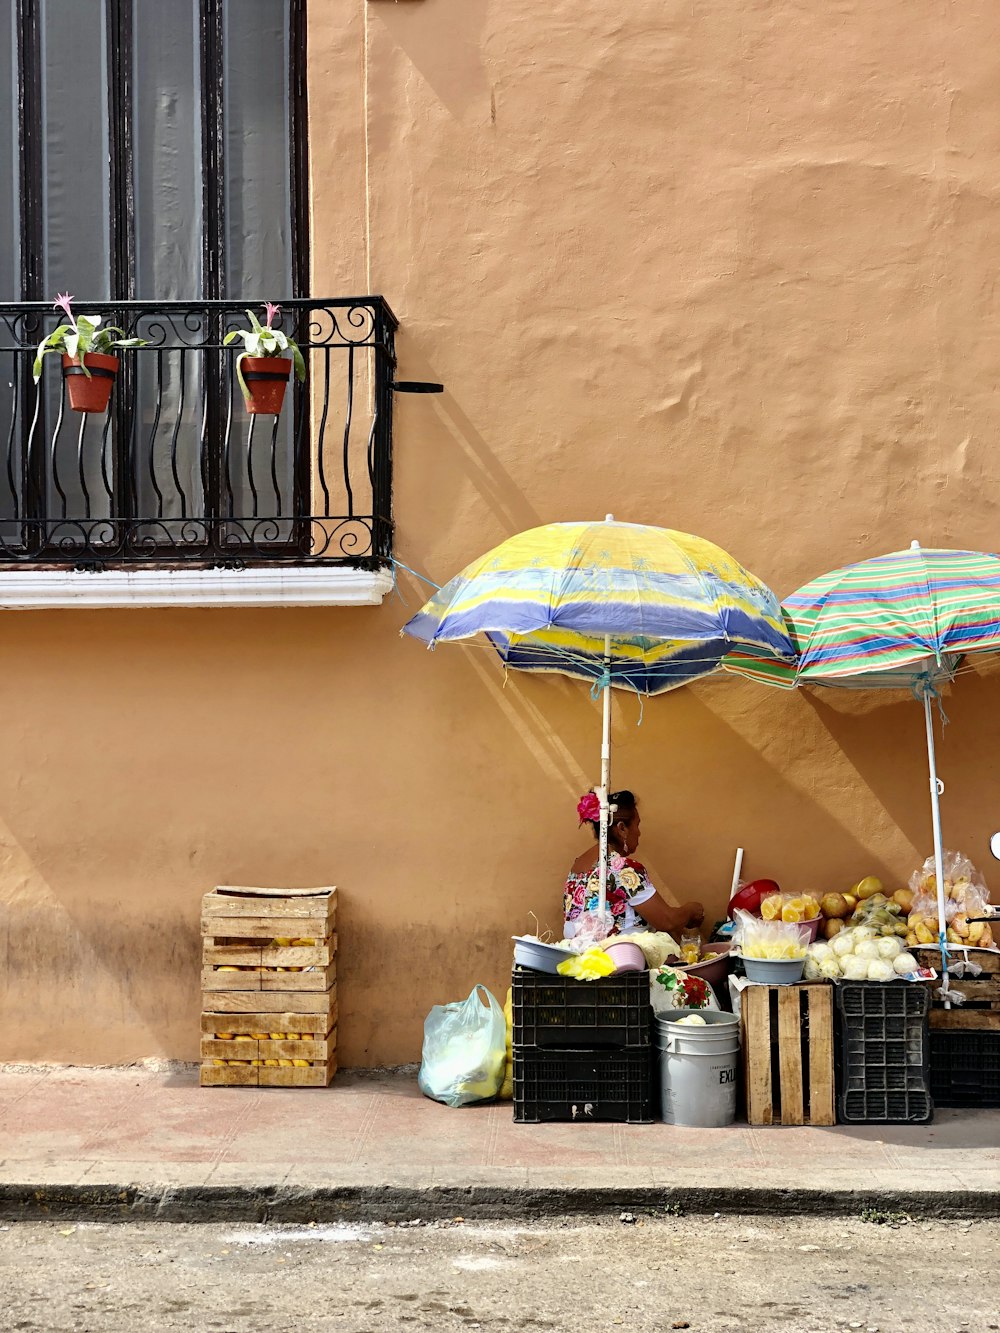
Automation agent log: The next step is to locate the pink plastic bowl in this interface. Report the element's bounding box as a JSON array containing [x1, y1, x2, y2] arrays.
[[802, 916, 822, 943], [603, 939, 647, 973]]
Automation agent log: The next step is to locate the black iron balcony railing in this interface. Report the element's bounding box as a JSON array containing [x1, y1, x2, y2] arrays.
[[0, 297, 397, 566]]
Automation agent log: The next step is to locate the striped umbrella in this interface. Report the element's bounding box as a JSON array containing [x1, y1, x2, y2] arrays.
[[728, 542, 1000, 966], [403, 516, 794, 919]]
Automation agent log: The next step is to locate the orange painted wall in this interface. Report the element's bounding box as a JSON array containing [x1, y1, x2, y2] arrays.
[[2, 0, 1000, 1065]]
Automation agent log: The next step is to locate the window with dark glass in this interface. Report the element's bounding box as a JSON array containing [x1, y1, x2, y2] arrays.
[[0, 0, 322, 559]]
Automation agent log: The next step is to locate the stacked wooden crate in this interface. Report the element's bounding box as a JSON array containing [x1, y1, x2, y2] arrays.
[[200, 886, 337, 1088]]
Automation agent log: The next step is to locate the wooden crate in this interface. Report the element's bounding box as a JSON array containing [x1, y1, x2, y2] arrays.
[[915, 946, 1000, 1031], [200, 886, 338, 1087], [741, 983, 836, 1126], [202, 885, 336, 944]]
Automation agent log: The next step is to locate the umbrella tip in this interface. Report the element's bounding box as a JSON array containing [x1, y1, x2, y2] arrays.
[[605, 513, 615, 523], [910, 539, 921, 549]]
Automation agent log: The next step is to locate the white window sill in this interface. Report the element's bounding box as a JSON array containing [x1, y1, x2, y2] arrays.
[[0, 566, 394, 609]]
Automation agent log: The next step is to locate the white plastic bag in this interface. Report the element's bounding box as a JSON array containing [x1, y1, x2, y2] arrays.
[[417, 985, 506, 1108]]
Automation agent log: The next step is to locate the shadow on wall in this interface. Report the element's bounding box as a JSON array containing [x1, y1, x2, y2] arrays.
[[392, 333, 542, 544], [802, 672, 1000, 894], [367, 0, 490, 121]]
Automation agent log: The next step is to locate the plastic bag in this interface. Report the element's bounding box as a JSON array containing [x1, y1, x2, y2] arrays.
[[733, 908, 810, 959], [418, 985, 506, 1108], [759, 891, 821, 925], [907, 849, 995, 948]]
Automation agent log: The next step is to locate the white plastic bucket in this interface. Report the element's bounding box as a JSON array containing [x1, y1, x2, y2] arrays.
[[655, 1011, 740, 1128]]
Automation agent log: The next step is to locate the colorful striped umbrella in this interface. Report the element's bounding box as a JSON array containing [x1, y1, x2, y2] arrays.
[[404, 517, 794, 919], [728, 542, 1000, 968]]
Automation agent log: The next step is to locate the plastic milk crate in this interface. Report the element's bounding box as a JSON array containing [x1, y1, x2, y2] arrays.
[[835, 981, 932, 1123], [511, 968, 651, 1049], [200, 886, 337, 1088], [513, 1046, 654, 1124]]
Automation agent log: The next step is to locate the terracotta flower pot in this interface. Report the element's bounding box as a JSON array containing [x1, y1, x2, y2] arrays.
[[61, 352, 119, 414], [240, 356, 291, 415]]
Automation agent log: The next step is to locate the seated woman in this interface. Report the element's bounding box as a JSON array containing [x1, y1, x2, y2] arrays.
[[563, 790, 705, 939]]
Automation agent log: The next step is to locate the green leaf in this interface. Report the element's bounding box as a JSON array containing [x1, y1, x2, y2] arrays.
[[222, 329, 244, 347], [246, 308, 264, 335], [290, 342, 307, 383], [235, 351, 251, 402], [64, 332, 80, 362], [271, 330, 288, 353]]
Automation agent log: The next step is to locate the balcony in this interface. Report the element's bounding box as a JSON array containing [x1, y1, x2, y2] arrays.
[[0, 298, 397, 605]]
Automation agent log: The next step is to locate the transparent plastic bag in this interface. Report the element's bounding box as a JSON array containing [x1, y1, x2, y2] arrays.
[[733, 908, 810, 960], [417, 985, 506, 1108], [907, 849, 995, 948]]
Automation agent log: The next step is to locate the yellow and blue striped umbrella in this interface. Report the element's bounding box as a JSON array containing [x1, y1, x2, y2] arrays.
[[403, 519, 794, 694]]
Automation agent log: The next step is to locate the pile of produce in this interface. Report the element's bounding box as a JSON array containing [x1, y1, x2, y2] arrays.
[[760, 892, 820, 924], [817, 877, 912, 940], [905, 852, 995, 949], [803, 928, 918, 983], [733, 910, 809, 960]]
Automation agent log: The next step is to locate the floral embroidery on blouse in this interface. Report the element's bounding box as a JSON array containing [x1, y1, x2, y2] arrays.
[[563, 852, 656, 936]]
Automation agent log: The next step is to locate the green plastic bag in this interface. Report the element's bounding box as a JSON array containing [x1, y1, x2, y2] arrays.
[[418, 985, 506, 1107]]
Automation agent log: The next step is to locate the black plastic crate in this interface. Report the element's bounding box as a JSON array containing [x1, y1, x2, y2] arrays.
[[929, 1028, 1000, 1107], [512, 969, 650, 1049], [513, 1047, 654, 1123], [836, 982, 932, 1124]]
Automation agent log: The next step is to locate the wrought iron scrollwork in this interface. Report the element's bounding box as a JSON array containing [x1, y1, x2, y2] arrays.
[[0, 297, 397, 567]]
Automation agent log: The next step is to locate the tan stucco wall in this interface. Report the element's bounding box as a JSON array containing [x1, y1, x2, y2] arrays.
[[3, 0, 1000, 1065]]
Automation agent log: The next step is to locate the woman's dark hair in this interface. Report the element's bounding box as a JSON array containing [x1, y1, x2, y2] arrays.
[[586, 789, 637, 840]]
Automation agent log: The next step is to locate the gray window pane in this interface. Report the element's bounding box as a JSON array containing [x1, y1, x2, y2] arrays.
[[223, 0, 292, 300], [132, 1, 205, 521], [40, 0, 110, 300], [133, 0, 203, 300]]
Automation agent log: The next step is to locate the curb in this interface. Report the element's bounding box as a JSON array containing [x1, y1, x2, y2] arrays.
[[1, 1182, 998, 1224]]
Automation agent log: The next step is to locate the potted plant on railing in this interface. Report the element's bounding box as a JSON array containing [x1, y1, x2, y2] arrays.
[[223, 302, 307, 415], [32, 293, 147, 414]]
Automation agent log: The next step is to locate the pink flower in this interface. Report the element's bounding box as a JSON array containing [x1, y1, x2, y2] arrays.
[[264, 302, 281, 329], [576, 792, 601, 825], [53, 293, 76, 328]]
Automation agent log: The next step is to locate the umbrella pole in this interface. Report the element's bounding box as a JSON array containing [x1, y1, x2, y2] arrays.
[[922, 687, 950, 991], [597, 634, 612, 923]]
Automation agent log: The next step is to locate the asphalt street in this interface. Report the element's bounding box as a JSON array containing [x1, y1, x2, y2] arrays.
[[0, 1213, 997, 1332]]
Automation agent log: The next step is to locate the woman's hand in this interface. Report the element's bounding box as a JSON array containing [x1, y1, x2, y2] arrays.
[[682, 900, 706, 927]]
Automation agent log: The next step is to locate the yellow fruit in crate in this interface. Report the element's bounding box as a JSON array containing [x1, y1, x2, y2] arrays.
[[781, 903, 805, 923], [292, 1060, 309, 1068], [234, 1035, 254, 1043], [250, 1033, 269, 1040], [893, 889, 915, 914], [264, 1059, 279, 1067], [269, 1033, 286, 1040], [291, 938, 315, 947], [278, 1059, 293, 1067], [969, 921, 985, 945], [272, 937, 293, 947], [946, 928, 962, 945], [905, 932, 918, 947], [227, 1060, 249, 1067], [217, 966, 240, 973], [250, 1060, 262, 1068], [856, 877, 884, 900], [212, 1059, 226, 1067], [761, 894, 782, 920], [216, 1033, 233, 1041]]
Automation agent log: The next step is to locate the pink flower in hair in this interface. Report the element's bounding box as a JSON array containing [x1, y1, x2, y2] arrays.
[[577, 792, 601, 825]]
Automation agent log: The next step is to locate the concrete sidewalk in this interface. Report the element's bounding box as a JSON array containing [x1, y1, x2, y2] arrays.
[[0, 1065, 997, 1221]]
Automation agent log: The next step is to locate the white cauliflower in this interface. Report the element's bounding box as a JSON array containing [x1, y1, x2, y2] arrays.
[[893, 952, 918, 975], [855, 940, 881, 960], [876, 936, 903, 960], [866, 959, 895, 982], [842, 956, 870, 981]]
